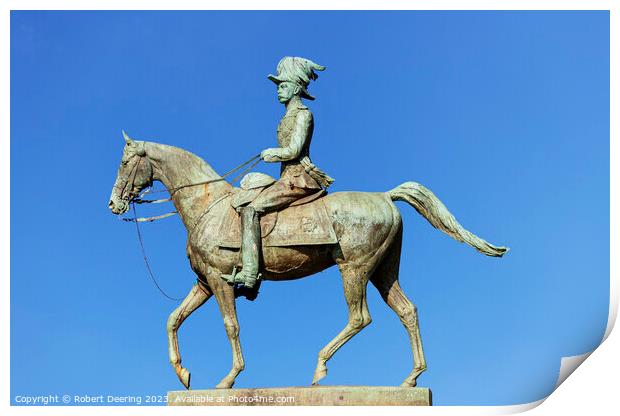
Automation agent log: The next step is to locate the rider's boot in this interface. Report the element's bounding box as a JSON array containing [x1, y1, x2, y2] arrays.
[[222, 206, 261, 289]]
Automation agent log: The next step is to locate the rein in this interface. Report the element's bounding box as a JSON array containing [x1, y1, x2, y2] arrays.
[[119, 153, 261, 302], [130, 204, 184, 301], [121, 153, 261, 223]]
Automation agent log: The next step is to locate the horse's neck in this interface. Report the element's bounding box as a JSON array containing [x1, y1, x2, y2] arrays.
[[144, 142, 231, 231]]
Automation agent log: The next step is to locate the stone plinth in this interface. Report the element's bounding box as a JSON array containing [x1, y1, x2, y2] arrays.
[[168, 386, 431, 406]]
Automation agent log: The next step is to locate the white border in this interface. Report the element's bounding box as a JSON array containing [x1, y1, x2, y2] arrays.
[[3, 1, 616, 415]]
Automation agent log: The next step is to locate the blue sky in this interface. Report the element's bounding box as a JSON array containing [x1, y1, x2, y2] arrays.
[[10, 11, 609, 406]]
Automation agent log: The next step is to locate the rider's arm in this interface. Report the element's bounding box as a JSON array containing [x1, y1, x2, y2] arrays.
[[261, 111, 312, 162]]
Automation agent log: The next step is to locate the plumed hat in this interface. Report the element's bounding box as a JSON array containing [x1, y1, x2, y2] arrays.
[[268, 56, 326, 100]]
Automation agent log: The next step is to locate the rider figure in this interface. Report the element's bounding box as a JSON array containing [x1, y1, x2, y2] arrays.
[[224, 56, 334, 289]]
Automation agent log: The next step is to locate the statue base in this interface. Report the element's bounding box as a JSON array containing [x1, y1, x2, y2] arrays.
[[168, 386, 432, 406]]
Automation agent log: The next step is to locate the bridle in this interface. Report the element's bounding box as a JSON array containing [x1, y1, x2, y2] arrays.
[[119, 152, 261, 223], [113, 154, 147, 203], [114, 151, 262, 301]]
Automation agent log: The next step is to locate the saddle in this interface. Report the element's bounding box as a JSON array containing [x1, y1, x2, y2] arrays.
[[218, 173, 337, 248]]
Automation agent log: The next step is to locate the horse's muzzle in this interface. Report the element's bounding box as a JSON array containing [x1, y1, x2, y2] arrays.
[[109, 197, 129, 215]]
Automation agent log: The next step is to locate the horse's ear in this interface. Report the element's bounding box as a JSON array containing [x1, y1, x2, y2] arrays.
[[122, 130, 133, 145]]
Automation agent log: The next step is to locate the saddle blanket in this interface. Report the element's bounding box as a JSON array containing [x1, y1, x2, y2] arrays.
[[218, 199, 338, 248]]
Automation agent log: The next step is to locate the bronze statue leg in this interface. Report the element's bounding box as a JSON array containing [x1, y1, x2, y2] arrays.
[[225, 180, 316, 289], [167, 282, 212, 389], [249, 180, 315, 214], [311, 268, 372, 385], [208, 270, 246, 389], [370, 227, 427, 387], [223, 206, 261, 289]]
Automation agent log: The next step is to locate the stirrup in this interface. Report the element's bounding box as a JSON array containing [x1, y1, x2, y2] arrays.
[[221, 266, 239, 284], [221, 266, 262, 289]]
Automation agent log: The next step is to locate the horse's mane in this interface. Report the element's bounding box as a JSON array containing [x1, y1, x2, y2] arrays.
[[144, 140, 215, 177]]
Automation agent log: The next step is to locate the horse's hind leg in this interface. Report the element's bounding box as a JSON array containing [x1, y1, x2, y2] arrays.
[[312, 266, 372, 385], [370, 228, 427, 387], [167, 281, 212, 389]]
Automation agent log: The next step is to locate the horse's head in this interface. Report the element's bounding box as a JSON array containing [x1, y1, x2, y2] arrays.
[[108, 131, 153, 215]]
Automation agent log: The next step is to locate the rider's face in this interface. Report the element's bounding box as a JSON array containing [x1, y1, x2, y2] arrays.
[[277, 82, 298, 103]]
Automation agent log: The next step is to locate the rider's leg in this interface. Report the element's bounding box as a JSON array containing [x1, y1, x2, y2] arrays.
[[250, 180, 315, 213], [235, 205, 261, 289], [231, 182, 315, 288]]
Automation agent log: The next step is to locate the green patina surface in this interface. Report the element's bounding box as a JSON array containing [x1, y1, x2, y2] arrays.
[[109, 57, 508, 393]]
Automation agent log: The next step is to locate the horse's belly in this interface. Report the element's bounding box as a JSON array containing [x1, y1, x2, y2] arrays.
[[261, 245, 336, 281]]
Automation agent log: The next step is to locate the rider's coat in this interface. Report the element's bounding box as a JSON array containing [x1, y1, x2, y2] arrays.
[[249, 104, 333, 214]]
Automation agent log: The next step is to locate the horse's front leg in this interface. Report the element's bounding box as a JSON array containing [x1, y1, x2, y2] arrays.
[[209, 268, 245, 389], [167, 281, 212, 389]]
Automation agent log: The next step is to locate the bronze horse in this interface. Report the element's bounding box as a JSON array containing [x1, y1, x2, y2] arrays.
[[108, 133, 508, 390]]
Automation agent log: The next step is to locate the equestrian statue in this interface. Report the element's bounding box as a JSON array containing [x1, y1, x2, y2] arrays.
[[108, 56, 508, 390]]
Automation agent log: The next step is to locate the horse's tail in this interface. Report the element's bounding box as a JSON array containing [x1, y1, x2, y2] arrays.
[[388, 181, 509, 257]]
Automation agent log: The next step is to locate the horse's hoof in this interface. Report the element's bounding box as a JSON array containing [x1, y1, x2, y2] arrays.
[[178, 368, 191, 390], [311, 366, 327, 385], [400, 379, 417, 388]]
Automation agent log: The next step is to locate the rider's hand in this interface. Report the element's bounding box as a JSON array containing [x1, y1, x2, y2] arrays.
[[260, 149, 278, 162]]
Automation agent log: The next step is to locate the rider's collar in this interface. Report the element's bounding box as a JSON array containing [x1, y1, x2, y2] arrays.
[[287, 104, 308, 111]]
